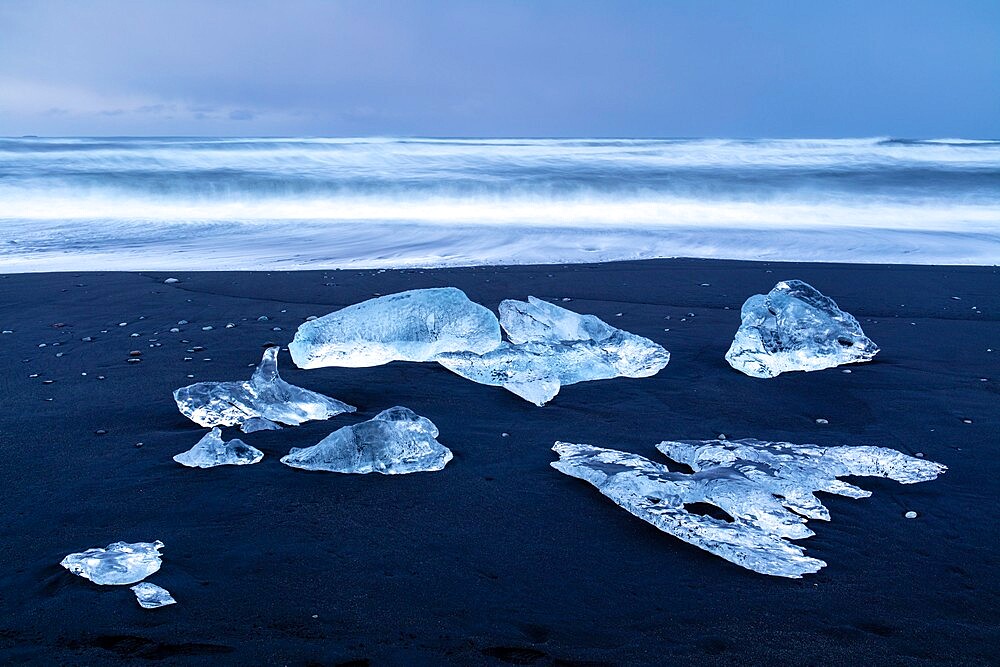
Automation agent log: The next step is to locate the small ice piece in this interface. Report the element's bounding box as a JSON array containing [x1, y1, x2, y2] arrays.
[[241, 416, 282, 433], [173, 346, 355, 428], [281, 406, 452, 474], [552, 439, 944, 578], [131, 582, 176, 608], [725, 280, 878, 378], [60, 540, 164, 585], [288, 287, 502, 369], [173, 428, 263, 468], [437, 297, 669, 406]]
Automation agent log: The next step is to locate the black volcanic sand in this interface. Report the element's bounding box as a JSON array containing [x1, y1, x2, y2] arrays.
[[0, 259, 997, 666]]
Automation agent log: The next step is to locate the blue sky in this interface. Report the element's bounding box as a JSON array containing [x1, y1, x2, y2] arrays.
[[1, 0, 997, 138]]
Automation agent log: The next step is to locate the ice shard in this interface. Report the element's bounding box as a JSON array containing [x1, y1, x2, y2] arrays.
[[725, 280, 878, 378], [173, 427, 264, 468], [288, 287, 502, 369], [240, 416, 282, 433], [552, 439, 944, 578], [281, 406, 452, 474], [131, 582, 177, 609], [437, 297, 669, 406], [173, 346, 355, 428], [60, 540, 164, 585]]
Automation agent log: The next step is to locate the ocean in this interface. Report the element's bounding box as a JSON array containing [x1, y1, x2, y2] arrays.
[[1, 136, 998, 271]]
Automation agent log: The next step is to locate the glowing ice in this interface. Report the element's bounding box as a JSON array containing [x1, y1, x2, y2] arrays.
[[281, 406, 452, 474], [551, 439, 944, 578], [131, 582, 176, 609], [173, 346, 355, 428], [726, 280, 878, 378], [173, 427, 263, 468], [60, 540, 164, 585], [288, 287, 501, 369], [437, 297, 669, 406]]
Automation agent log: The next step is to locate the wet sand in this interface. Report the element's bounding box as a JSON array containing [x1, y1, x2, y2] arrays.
[[0, 259, 997, 665]]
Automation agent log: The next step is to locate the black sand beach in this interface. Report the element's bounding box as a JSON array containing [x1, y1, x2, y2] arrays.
[[1, 259, 997, 666]]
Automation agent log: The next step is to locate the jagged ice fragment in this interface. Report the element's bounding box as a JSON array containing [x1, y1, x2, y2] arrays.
[[281, 406, 452, 474], [60, 540, 164, 585], [173, 427, 263, 468], [173, 346, 355, 428], [551, 439, 943, 578], [288, 287, 502, 368], [725, 280, 878, 378], [131, 582, 177, 609], [437, 297, 669, 405]]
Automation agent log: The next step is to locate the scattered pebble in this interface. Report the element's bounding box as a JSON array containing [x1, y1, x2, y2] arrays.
[[184, 357, 193, 361], [192, 346, 205, 352], [951, 296, 961, 300], [55, 352, 64, 357], [226, 323, 235, 328], [700, 283, 711, 287], [81, 336, 94, 342], [42, 379, 54, 384], [94, 429, 107, 435], [118, 322, 127, 327], [129, 350, 142, 357], [134, 442, 144, 448], [841, 369, 852, 373], [904, 511, 918, 519], [186, 374, 194, 378], [177, 320, 189, 325], [962, 418, 973, 424], [815, 418, 829, 425], [615, 312, 623, 317], [38, 343, 46, 348], [169, 327, 180, 333], [29, 373, 38, 378], [1, 330, 12, 334], [127, 358, 141, 364], [257, 316, 269, 321], [97, 375, 105, 380], [305, 315, 318, 321], [163, 278, 179, 284], [561, 298, 571, 301], [130, 332, 140, 337], [718, 433, 727, 440], [51, 322, 67, 328], [202, 326, 213, 331], [272, 327, 282, 331], [916, 452, 924, 458], [501, 432, 509, 437]]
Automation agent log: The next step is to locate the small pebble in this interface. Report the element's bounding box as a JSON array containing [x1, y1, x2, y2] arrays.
[[42, 379, 54, 384], [615, 312, 623, 317], [561, 298, 571, 301], [134, 442, 144, 448], [177, 320, 189, 325], [962, 418, 973, 424], [163, 278, 179, 284], [841, 369, 852, 373], [186, 374, 194, 378], [192, 346, 205, 352], [169, 327, 180, 333], [38, 343, 46, 348], [257, 316, 269, 321], [127, 358, 141, 364], [700, 283, 710, 287], [55, 352, 64, 357], [915, 452, 924, 457], [306, 315, 318, 321], [129, 350, 142, 357], [226, 323, 235, 328], [501, 432, 509, 437], [272, 327, 282, 331], [815, 418, 829, 425], [904, 511, 918, 519], [184, 357, 193, 361], [118, 322, 127, 327], [82, 336, 94, 342], [95, 429, 107, 435], [718, 433, 727, 440], [51, 322, 67, 328], [130, 333, 140, 337], [97, 375, 105, 380], [1, 330, 11, 334], [29, 373, 38, 378], [202, 326, 213, 331]]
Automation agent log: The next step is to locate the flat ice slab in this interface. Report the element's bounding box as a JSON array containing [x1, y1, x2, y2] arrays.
[[281, 406, 452, 474], [289, 287, 501, 368], [437, 297, 669, 405], [60, 540, 165, 585], [173, 346, 355, 428], [726, 280, 878, 377], [552, 439, 944, 578], [173, 427, 264, 468], [131, 582, 177, 609]]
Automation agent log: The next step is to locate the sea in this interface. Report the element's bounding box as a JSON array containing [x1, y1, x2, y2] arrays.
[[1, 137, 998, 271]]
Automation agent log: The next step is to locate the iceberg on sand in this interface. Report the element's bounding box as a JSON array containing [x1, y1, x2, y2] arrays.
[[173, 427, 264, 468], [437, 297, 669, 406], [551, 439, 944, 578], [173, 346, 355, 428], [60, 540, 165, 585], [281, 406, 452, 474], [288, 287, 502, 368], [131, 582, 177, 609], [726, 280, 878, 378]]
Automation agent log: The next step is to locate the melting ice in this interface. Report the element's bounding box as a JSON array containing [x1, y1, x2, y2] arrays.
[[281, 406, 452, 474], [131, 582, 177, 609], [551, 439, 944, 578], [60, 540, 165, 585], [173, 346, 355, 428], [726, 280, 878, 377], [173, 427, 264, 468]]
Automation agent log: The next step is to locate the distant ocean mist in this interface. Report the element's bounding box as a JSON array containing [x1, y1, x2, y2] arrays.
[[1, 137, 998, 271]]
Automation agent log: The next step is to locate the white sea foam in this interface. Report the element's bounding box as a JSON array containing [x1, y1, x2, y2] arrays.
[[0, 137, 997, 270]]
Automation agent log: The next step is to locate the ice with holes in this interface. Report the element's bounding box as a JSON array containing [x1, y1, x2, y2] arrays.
[[436, 297, 669, 405], [173, 346, 355, 428], [288, 287, 502, 368], [725, 280, 878, 378], [551, 438, 944, 577]]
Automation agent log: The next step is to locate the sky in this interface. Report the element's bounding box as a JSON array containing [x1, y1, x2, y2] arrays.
[[0, 0, 997, 138]]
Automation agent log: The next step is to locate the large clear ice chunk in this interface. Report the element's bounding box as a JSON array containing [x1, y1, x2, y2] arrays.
[[173, 427, 264, 468], [131, 582, 177, 609], [288, 287, 502, 369], [173, 346, 355, 428], [60, 540, 165, 585], [552, 439, 943, 578], [281, 406, 452, 474], [726, 280, 878, 378], [437, 297, 669, 406]]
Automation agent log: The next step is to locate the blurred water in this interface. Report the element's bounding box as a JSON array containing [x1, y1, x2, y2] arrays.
[[1, 137, 997, 270]]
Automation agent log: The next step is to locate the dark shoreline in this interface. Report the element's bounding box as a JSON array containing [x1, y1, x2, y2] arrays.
[[1, 258, 997, 665]]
